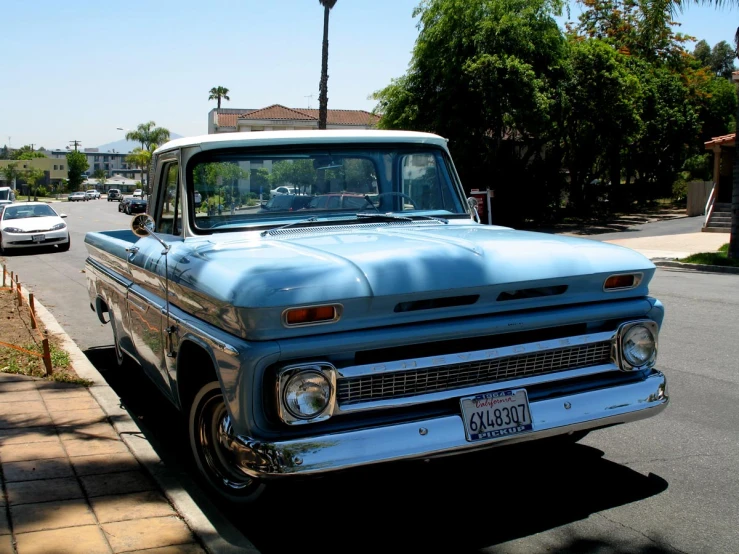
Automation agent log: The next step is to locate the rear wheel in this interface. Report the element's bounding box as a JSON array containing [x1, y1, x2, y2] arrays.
[[188, 381, 265, 503], [109, 312, 125, 367]]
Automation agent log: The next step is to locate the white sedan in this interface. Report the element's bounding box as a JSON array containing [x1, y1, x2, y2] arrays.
[[0, 202, 70, 254]]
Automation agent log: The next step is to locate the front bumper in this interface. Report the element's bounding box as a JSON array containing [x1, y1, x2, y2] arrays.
[[225, 370, 667, 478], [2, 229, 69, 248]]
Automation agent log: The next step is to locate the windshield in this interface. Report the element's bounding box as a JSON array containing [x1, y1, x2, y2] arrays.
[[188, 146, 465, 231], [3, 204, 57, 220]]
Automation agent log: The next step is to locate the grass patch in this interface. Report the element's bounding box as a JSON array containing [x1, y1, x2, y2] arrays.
[[679, 243, 739, 267], [0, 342, 90, 386]]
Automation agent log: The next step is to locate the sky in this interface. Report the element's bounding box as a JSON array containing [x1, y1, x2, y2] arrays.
[[0, 0, 736, 151]]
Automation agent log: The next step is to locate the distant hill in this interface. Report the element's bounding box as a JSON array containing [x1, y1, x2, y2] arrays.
[[96, 133, 183, 153]]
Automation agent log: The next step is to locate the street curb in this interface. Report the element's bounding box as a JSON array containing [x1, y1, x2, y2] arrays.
[[653, 260, 739, 275], [20, 288, 261, 554]]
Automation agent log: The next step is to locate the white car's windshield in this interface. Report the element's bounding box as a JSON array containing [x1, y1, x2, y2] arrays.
[[3, 205, 57, 220], [188, 146, 465, 231]]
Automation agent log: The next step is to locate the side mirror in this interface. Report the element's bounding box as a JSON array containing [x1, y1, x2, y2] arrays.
[[60, 214, 68, 218], [467, 197, 481, 223], [467, 197, 478, 210], [131, 213, 155, 238]]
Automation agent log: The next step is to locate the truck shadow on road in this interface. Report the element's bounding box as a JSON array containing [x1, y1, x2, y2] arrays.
[[86, 346, 671, 554]]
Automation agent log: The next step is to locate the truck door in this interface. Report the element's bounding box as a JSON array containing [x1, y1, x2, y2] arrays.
[[126, 157, 182, 399]]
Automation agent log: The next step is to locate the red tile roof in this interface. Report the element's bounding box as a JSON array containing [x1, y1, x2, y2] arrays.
[[297, 108, 380, 126], [215, 113, 239, 127], [704, 133, 735, 148], [240, 105, 317, 121], [215, 104, 380, 127]]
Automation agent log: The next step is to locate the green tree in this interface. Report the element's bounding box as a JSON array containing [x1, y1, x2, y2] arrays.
[[373, 0, 569, 224], [208, 87, 230, 109], [66, 150, 89, 191], [0, 146, 10, 160], [11, 145, 47, 160], [1, 162, 22, 189], [23, 167, 45, 201], [125, 121, 170, 152], [710, 40, 737, 79], [318, 0, 338, 130], [270, 159, 317, 193], [731, 27, 738, 259], [693, 40, 712, 67]]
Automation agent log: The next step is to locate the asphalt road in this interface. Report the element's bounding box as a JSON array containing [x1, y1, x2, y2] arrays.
[[2, 199, 737, 553]]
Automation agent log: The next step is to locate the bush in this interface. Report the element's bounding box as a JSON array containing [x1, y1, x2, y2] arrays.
[[671, 179, 688, 203], [35, 186, 49, 198]]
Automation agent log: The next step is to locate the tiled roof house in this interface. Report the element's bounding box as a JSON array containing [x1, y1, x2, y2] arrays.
[[208, 104, 380, 134]]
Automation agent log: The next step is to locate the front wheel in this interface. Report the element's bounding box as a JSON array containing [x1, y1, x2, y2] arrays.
[[58, 236, 71, 252], [189, 382, 265, 503]]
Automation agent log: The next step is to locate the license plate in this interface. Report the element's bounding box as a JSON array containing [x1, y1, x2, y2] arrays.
[[460, 389, 533, 442], [31, 234, 45, 243]]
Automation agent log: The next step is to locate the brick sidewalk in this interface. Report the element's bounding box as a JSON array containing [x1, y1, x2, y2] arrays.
[[0, 373, 204, 554]]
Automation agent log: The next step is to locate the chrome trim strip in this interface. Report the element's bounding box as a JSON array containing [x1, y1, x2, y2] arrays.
[[226, 370, 668, 478], [603, 272, 644, 292], [87, 257, 131, 289], [280, 303, 343, 328], [337, 330, 617, 379], [335, 363, 619, 414]]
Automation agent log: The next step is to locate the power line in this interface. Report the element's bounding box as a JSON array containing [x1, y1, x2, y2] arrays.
[[69, 140, 81, 152]]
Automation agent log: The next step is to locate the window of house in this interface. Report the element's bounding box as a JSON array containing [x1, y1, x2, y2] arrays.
[[54, 165, 58, 170], [60, 165, 64, 170], [158, 162, 182, 236]]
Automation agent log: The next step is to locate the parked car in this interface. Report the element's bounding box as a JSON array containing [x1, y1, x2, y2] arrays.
[[0, 186, 16, 207], [299, 193, 376, 212], [107, 189, 122, 202], [68, 191, 88, 202], [123, 198, 147, 215], [0, 202, 70, 254], [84, 130, 667, 505], [270, 186, 300, 197], [86, 189, 100, 199], [258, 194, 313, 213], [132, 189, 143, 198]]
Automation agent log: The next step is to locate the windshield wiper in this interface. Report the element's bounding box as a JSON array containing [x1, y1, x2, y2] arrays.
[[260, 217, 319, 237], [359, 195, 448, 223]]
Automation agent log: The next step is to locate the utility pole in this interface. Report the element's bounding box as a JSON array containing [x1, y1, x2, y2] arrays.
[[69, 140, 81, 151], [29, 143, 35, 151]]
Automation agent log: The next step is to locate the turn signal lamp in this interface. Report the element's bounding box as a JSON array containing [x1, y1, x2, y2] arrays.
[[604, 273, 642, 291], [283, 305, 341, 327]]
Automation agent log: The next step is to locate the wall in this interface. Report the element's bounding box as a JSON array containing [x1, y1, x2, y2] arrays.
[[687, 180, 713, 216]]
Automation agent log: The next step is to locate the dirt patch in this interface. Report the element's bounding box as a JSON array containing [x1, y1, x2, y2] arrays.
[[0, 285, 90, 385]]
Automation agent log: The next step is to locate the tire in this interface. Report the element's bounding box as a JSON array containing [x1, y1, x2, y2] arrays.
[[58, 236, 71, 252], [189, 382, 265, 503], [0, 235, 7, 256]]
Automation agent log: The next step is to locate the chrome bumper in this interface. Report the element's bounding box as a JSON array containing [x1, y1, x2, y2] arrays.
[[226, 370, 668, 478]]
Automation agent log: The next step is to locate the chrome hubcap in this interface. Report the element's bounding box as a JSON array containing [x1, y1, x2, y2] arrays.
[[198, 394, 254, 491]]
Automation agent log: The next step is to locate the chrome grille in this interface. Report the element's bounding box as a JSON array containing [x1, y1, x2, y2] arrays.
[[338, 341, 612, 405]]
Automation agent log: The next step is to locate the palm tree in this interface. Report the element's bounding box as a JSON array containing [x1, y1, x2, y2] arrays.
[[125, 121, 171, 153], [318, 0, 338, 130], [1, 162, 21, 190], [730, 26, 738, 259], [208, 87, 230, 110], [126, 148, 153, 194]]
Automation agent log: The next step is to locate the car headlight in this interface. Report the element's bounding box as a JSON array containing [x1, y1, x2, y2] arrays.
[[620, 322, 657, 369], [51, 223, 66, 230], [2, 227, 23, 233], [278, 364, 336, 424]]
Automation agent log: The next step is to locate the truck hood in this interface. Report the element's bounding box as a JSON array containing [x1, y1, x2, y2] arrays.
[[167, 222, 655, 340]]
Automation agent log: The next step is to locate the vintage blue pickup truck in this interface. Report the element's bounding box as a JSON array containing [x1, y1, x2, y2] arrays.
[[84, 130, 668, 502]]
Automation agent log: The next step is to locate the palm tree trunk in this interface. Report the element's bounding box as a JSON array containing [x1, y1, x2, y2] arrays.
[[217, 97, 221, 110], [318, 5, 330, 130]]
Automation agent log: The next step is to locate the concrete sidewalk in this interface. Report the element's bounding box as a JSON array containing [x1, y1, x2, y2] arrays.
[[0, 372, 204, 554], [601, 232, 728, 260]]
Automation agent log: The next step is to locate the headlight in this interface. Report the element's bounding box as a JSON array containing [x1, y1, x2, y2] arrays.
[[2, 227, 23, 233], [283, 370, 332, 420], [621, 323, 657, 369], [51, 223, 66, 230]]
